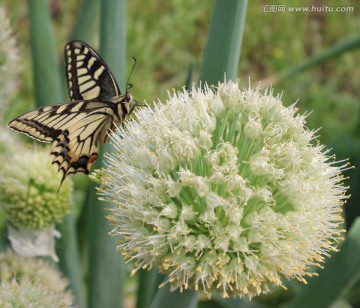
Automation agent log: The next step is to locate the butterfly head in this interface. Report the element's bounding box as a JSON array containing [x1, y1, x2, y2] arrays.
[[115, 93, 132, 116], [125, 93, 133, 103]]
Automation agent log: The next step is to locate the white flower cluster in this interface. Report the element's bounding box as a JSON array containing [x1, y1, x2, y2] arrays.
[[0, 252, 74, 306], [0, 5, 20, 117], [98, 81, 348, 298]]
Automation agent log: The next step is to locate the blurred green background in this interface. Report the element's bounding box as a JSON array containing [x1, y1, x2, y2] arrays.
[[2, 0, 360, 307]]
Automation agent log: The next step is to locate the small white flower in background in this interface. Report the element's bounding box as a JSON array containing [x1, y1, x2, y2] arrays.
[[0, 5, 21, 118], [0, 147, 72, 261], [95, 81, 349, 299], [0, 126, 19, 155], [0, 252, 74, 306]]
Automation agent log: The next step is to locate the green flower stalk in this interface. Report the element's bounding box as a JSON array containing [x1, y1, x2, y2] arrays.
[[95, 81, 348, 299], [0, 146, 72, 260], [0, 252, 74, 306]]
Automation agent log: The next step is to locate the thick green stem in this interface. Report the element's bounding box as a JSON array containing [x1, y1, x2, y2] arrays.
[[70, 0, 100, 42], [199, 0, 247, 86], [99, 0, 127, 88], [149, 283, 198, 308], [87, 1, 127, 307], [60, 0, 101, 124], [27, 0, 62, 105], [27, 0, 84, 306], [87, 177, 126, 308], [135, 268, 160, 308], [56, 215, 86, 308]]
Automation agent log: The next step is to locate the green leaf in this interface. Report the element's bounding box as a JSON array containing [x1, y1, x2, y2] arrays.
[[289, 218, 360, 308], [262, 35, 360, 88], [86, 1, 127, 308], [199, 0, 247, 85]]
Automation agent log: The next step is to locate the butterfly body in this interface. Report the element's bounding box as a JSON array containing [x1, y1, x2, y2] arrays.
[[8, 40, 137, 190]]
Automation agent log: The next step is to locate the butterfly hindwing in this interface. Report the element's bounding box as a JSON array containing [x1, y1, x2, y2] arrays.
[[8, 104, 68, 142], [65, 40, 121, 101], [51, 108, 114, 188]]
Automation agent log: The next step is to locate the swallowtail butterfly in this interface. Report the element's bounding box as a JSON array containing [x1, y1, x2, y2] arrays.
[[8, 40, 141, 191]]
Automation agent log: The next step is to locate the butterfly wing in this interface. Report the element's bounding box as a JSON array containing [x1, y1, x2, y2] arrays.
[[8, 101, 117, 188], [65, 40, 121, 101], [8, 104, 72, 143], [51, 108, 115, 189]]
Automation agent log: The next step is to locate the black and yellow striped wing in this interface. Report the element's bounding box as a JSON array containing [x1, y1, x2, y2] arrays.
[[8, 101, 117, 189], [65, 40, 121, 101]]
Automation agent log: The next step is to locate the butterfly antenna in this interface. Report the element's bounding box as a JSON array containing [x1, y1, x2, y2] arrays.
[[126, 57, 137, 93]]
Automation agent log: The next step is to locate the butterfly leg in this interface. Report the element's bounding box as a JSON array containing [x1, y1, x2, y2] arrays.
[[128, 100, 148, 116]]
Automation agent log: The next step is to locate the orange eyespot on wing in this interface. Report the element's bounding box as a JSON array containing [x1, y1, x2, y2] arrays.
[[88, 154, 98, 164]]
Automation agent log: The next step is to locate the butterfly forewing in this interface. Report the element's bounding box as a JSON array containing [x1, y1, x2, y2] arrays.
[[65, 41, 121, 101], [8, 100, 117, 188]]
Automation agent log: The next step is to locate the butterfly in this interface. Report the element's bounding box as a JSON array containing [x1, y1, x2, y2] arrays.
[[8, 40, 142, 191]]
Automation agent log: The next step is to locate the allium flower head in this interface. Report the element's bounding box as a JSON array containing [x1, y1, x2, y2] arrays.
[[0, 278, 74, 307], [96, 81, 348, 299], [0, 146, 72, 260], [0, 146, 72, 230]]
